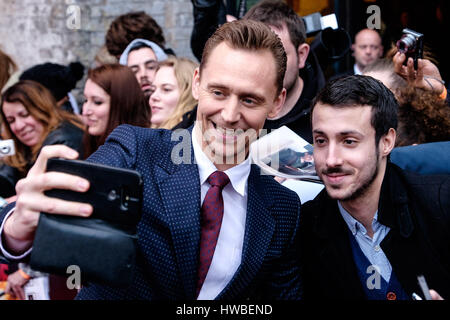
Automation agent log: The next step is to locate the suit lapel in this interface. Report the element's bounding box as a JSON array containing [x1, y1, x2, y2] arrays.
[[155, 133, 201, 299], [218, 166, 276, 299]]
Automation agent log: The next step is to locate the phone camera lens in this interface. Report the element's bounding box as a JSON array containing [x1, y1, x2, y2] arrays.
[[108, 189, 117, 201]]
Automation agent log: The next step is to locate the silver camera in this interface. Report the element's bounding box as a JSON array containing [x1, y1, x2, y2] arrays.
[[0, 139, 15, 158], [396, 28, 424, 70]]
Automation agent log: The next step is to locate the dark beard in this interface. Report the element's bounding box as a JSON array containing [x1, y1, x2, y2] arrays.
[[341, 148, 380, 202]]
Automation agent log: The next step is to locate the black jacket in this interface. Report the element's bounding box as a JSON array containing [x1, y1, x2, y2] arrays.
[[190, 0, 254, 62], [298, 163, 450, 300], [0, 121, 83, 197]]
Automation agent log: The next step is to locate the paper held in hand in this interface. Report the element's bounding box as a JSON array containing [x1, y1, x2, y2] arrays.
[[249, 126, 322, 183]]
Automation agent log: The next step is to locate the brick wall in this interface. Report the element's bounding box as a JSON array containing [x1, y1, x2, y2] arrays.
[[0, 0, 196, 75]]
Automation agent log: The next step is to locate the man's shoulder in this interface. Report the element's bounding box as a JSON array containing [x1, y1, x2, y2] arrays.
[[388, 163, 450, 216], [111, 124, 173, 142], [400, 166, 450, 203], [248, 169, 301, 221], [88, 125, 188, 169], [301, 188, 329, 211], [392, 162, 450, 187], [252, 171, 300, 202], [108, 125, 184, 154], [390, 142, 450, 175]]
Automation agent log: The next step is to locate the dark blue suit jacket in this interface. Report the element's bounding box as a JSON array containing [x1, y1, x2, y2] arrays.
[[72, 125, 302, 300]]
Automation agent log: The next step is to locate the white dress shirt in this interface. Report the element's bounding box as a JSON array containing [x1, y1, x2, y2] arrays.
[[193, 126, 250, 300], [354, 64, 363, 75]]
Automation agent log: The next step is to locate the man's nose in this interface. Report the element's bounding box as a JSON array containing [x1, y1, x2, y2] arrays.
[[366, 46, 375, 55], [325, 143, 343, 168], [136, 67, 147, 80], [221, 97, 241, 123]]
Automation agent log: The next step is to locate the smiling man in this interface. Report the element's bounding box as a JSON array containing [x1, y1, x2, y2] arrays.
[[299, 75, 450, 300], [0, 20, 302, 300], [192, 33, 285, 170]]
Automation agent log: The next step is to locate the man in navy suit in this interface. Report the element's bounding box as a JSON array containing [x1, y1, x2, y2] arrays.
[[0, 20, 302, 300]]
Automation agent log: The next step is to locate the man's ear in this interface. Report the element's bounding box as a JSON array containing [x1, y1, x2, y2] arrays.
[[297, 43, 310, 69], [378, 45, 384, 58], [268, 88, 286, 118], [380, 128, 396, 157], [192, 67, 200, 100], [351, 44, 356, 57]]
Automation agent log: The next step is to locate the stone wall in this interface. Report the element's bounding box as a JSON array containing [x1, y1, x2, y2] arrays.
[[0, 0, 196, 74]]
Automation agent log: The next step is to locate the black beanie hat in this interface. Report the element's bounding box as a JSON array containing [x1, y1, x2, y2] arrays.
[[19, 62, 84, 101]]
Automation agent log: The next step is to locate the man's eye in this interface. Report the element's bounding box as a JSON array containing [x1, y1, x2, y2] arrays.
[[314, 138, 326, 145], [344, 139, 356, 145], [212, 90, 223, 96], [242, 98, 255, 105]]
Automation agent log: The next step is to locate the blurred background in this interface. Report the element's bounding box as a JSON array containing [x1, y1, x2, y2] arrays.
[[1, 0, 448, 94]]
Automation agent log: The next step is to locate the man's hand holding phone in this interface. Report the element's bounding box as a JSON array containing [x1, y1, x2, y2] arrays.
[[2, 145, 92, 255]]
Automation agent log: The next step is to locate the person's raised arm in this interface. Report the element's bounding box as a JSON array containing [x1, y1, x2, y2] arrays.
[[393, 52, 446, 96]]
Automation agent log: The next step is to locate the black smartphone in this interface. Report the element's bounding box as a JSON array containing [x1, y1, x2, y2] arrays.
[[44, 158, 143, 227], [29, 159, 143, 286]]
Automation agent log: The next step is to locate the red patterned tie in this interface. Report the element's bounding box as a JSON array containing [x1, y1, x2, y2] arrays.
[[196, 171, 230, 297]]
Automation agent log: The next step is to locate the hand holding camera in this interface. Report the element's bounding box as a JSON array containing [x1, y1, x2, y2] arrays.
[[396, 28, 424, 70], [394, 52, 445, 94], [393, 29, 445, 95]]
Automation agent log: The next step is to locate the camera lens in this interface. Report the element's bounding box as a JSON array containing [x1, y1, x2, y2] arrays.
[[396, 34, 416, 53], [0, 146, 11, 154], [108, 189, 117, 201]]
